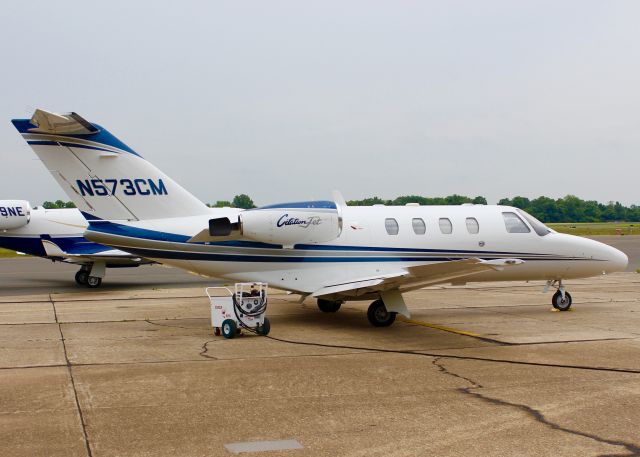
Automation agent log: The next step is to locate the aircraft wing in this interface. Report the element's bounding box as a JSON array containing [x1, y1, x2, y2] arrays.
[[312, 258, 524, 299]]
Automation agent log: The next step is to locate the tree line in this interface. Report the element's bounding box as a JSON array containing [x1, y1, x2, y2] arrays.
[[497, 195, 639, 223], [348, 194, 639, 222], [347, 194, 488, 206], [42, 200, 76, 209], [40, 194, 640, 222]]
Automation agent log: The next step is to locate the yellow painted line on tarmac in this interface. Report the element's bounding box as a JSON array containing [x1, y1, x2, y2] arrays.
[[397, 316, 481, 338]]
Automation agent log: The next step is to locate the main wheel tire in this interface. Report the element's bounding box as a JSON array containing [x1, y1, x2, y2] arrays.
[[75, 270, 89, 286], [86, 276, 102, 288], [317, 299, 342, 313], [257, 317, 271, 336], [552, 290, 572, 311], [367, 299, 397, 327], [221, 319, 237, 339]]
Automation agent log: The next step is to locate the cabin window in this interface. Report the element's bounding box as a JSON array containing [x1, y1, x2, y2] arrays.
[[439, 218, 453, 234], [385, 218, 399, 235], [466, 217, 479, 234], [502, 212, 530, 233], [412, 218, 426, 235]]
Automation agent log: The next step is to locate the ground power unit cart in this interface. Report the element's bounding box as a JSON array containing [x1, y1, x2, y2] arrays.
[[206, 282, 271, 339]]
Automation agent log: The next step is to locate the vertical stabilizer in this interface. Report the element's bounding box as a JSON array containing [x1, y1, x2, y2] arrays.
[[12, 109, 210, 221]]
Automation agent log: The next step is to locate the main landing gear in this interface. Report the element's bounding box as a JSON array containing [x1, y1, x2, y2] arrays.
[[316, 297, 400, 327], [546, 279, 572, 311], [74, 265, 103, 288], [75, 269, 89, 286], [367, 299, 396, 327], [317, 299, 342, 313]]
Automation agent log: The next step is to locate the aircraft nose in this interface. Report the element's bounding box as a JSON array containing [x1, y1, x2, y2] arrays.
[[603, 244, 628, 273]]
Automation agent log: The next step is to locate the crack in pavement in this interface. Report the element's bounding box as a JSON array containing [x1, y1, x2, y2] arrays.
[[432, 357, 640, 457], [144, 318, 198, 330], [199, 340, 220, 360], [49, 294, 93, 457]]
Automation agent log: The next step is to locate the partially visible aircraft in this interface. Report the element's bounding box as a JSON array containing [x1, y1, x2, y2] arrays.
[[11, 109, 629, 325], [0, 200, 150, 287]]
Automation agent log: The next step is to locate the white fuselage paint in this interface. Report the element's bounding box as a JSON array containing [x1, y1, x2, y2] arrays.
[[1, 207, 87, 238], [84, 204, 629, 298]]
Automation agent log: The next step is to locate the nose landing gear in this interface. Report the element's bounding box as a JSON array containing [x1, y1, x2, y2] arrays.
[[546, 279, 572, 311]]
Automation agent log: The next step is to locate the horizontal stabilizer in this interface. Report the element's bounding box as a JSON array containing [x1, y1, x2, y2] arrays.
[[40, 237, 143, 263], [29, 109, 98, 135]]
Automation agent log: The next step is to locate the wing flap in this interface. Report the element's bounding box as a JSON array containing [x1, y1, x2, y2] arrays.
[[311, 272, 404, 298], [402, 258, 524, 289]]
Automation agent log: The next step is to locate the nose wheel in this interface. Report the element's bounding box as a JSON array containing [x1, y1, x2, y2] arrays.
[[552, 290, 572, 311], [546, 280, 572, 311]]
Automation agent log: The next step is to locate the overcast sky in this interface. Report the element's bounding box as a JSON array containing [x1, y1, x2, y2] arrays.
[[1, 1, 638, 206]]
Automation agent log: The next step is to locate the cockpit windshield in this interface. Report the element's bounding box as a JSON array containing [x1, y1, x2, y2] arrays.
[[517, 209, 553, 236]]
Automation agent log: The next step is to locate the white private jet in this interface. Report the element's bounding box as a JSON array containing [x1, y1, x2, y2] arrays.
[[0, 200, 150, 287], [11, 109, 628, 326]]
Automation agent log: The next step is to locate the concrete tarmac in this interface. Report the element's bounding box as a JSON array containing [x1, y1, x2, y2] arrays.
[[1, 273, 639, 456], [0, 257, 213, 296]]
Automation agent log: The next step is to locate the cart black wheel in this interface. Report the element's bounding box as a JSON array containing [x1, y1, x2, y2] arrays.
[[552, 291, 572, 311], [317, 299, 341, 313], [86, 276, 102, 288], [75, 270, 89, 286], [221, 319, 237, 339], [367, 299, 396, 327], [214, 327, 221, 336], [257, 317, 271, 336]]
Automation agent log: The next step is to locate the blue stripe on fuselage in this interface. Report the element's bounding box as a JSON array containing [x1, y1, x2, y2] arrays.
[[106, 246, 469, 263], [88, 221, 191, 243], [103, 245, 592, 263], [258, 201, 337, 210]]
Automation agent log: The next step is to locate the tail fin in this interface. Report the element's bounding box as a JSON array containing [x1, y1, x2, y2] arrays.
[[12, 109, 210, 221]]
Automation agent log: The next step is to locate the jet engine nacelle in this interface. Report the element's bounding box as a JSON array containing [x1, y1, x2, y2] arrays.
[[0, 200, 31, 230], [240, 203, 342, 246]]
